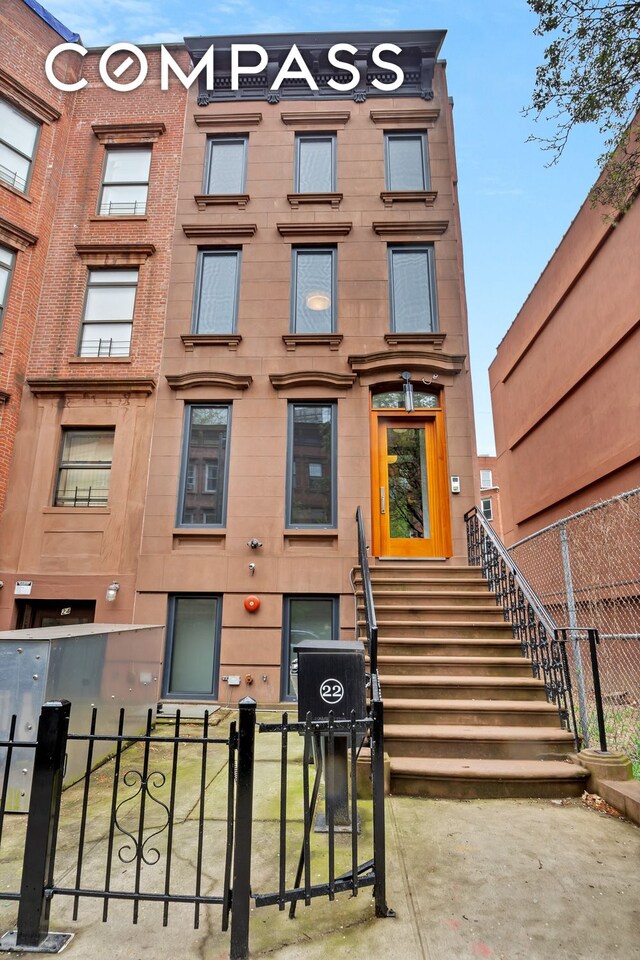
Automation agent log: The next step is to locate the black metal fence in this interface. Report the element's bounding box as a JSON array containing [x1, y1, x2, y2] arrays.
[[0, 696, 389, 958]]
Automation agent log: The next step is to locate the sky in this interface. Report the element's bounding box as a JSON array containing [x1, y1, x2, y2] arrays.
[[40, 0, 604, 454]]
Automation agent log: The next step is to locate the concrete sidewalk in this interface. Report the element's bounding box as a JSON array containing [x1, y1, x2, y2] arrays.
[[1, 710, 638, 960]]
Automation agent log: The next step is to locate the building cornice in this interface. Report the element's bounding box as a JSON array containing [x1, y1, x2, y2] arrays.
[[74, 243, 156, 266], [166, 372, 252, 391], [369, 108, 439, 126], [0, 217, 38, 251], [270, 371, 356, 390], [193, 112, 263, 128], [276, 221, 352, 238], [182, 223, 257, 239], [372, 220, 448, 238], [0, 67, 61, 124], [280, 111, 351, 127], [92, 122, 166, 144], [28, 378, 156, 397]]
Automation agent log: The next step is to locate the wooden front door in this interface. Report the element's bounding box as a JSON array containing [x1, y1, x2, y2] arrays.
[[371, 407, 451, 558]]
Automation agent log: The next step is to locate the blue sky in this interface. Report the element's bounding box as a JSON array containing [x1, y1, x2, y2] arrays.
[[41, 0, 603, 453]]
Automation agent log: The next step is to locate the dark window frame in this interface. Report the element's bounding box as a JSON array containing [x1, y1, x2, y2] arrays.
[[0, 97, 41, 195], [203, 135, 248, 194], [290, 246, 337, 334], [191, 248, 242, 335], [0, 244, 16, 333], [78, 268, 139, 358], [481, 497, 493, 521], [163, 593, 222, 699], [286, 401, 337, 529], [176, 403, 232, 528], [384, 131, 429, 191], [294, 133, 337, 193], [97, 145, 152, 216], [388, 244, 439, 333], [281, 594, 339, 701], [53, 427, 115, 508]]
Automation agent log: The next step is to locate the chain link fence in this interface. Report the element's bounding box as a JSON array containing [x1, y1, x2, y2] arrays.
[[510, 488, 640, 772]]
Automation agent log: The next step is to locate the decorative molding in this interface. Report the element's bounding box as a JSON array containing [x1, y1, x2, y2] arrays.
[[92, 122, 166, 144], [276, 221, 352, 238], [282, 334, 343, 352], [280, 111, 351, 127], [75, 243, 155, 266], [28, 378, 156, 397], [181, 334, 242, 352], [194, 194, 250, 210], [88, 215, 148, 223], [0, 67, 61, 124], [372, 220, 448, 238], [193, 112, 262, 128], [287, 193, 343, 209], [182, 223, 257, 239], [0, 217, 37, 251], [270, 371, 356, 391], [166, 371, 252, 391], [369, 108, 439, 126], [380, 190, 437, 208], [348, 349, 465, 377], [384, 332, 446, 350]]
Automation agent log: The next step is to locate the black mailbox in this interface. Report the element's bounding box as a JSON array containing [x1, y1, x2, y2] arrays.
[[294, 639, 366, 723]]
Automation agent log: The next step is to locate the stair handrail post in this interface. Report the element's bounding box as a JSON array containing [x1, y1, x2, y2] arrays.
[[230, 697, 256, 960], [356, 506, 378, 675], [588, 629, 608, 753], [559, 523, 590, 747]]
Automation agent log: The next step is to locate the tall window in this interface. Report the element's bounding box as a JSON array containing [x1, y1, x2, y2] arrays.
[[384, 132, 429, 191], [178, 406, 230, 526], [98, 148, 151, 215], [165, 595, 221, 697], [481, 497, 493, 521], [79, 269, 138, 358], [192, 250, 241, 334], [282, 596, 338, 699], [54, 429, 114, 507], [480, 469, 493, 489], [287, 403, 336, 527], [291, 248, 336, 333], [294, 134, 335, 192], [0, 245, 15, 330], [388, 245, 438, 333], [0, 99, 39, 193], [203, 136, 247, 194]]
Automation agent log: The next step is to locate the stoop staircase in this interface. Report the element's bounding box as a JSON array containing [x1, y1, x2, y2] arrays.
[[356, 561, 588, 799]]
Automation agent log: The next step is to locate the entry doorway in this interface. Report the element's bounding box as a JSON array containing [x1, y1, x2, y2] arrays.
[[16, 600, 96, 629], [370, 388, 452, 558]]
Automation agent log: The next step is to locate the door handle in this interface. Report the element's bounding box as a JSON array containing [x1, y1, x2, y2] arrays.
[[380, 486, 386, 514]]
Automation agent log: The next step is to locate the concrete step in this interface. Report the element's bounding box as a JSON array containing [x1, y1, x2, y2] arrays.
[[369, 620, 515, 639], [380, 675, 549, 701], [377, 637, 524, 657], [389, 757, 588, 799], [355, 577, 490, 593], [368, 564, 485, 580], [358, 590, 498, 607], [369, 604, 509, 623], [377, 655, 534, 677], [384, 698, 562, 727], [383, 724, 576, 760]]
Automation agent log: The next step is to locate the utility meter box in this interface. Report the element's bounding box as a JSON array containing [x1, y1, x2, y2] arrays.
[[294, 639, 366, 723]]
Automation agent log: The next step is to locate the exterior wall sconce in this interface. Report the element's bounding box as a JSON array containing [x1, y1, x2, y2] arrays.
[[106, 581, 120, 602], [401, 371, 414, 413], [247, 539, 263, 549]]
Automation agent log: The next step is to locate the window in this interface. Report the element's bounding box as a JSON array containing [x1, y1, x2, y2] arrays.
[[0, 99, 39, 193], [204, 136, 247, 194], [481, 497, 493, 521], [178, 406, 230, 526], [294, 134, 335, 192], [54, 429, 114, 507], [165, 595, 221, 697], [388, 245, 438, 333], [98, 148, 151, 215], [192, 250, 241, 334], [480, 469, 493, 490], [384, 132, 429, 191], [282, 596, 338, 699], [79, 269, 138, 357], [291, 248, 336, 333], [0, 245, 15, 330], [287, 403, 336, 527]]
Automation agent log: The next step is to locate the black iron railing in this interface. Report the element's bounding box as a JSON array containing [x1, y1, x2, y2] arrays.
[[356, 506, 379, 674]]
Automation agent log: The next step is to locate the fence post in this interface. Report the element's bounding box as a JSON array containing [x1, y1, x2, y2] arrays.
[[588, 630, 608, 753], [15, 700, 71, 949], [371, 697, 394, 919], [559, 523, 590, 746], [230, 697, 256, 960]]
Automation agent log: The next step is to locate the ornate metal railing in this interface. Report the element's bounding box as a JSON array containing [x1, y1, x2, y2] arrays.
[[356, 506, 379, 674], [465, 506, 575, 736]]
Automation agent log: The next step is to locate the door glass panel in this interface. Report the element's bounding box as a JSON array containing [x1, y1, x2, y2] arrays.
[[387, 427, 430, 540], [168, 596, 218, 694]]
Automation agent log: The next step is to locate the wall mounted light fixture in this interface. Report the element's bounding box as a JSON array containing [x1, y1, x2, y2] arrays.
[[106, 581, 120, 602], [401, 371, 414, 413]]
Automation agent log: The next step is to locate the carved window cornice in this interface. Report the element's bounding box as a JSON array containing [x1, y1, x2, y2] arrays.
[[75, 243, 155, 266], [0, 217, 37, 251], [277, 221, 352, 238], [182, 223, 257, 240], [28, 377, 156, 397], [194, 194, 250, 210], [193, 112, 262, 128], [380, 190, 437, 208], [348, 349, 464, 378], [181, 334, 242, 352], [287, 193, 342, 209], [372, 220, 448, 238], [280, 111, 351, 127], [282, 334, 343, 352], [166, 371, 252, 391], [270, 371, 356, 390], [92, 122, 166, 144], [369, 108, 439, 127], [0, 67, 60, 124]]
